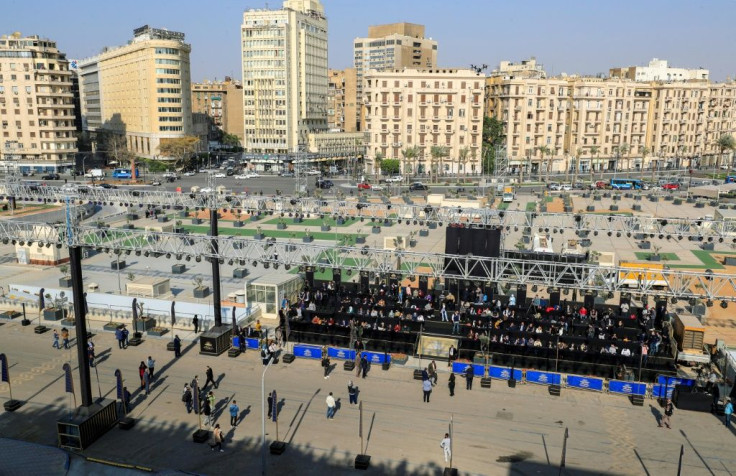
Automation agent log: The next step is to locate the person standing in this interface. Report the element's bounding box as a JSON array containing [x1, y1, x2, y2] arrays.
[[448, 345, 457, 367], [268, 391, 275, 418], [173, 335, 181, 358], [203, 397, 213, 427], [122, 326, 129, 348], [451, 312, 460, 335], [448, 373, 456, 397], [87, 342, 95, 367], [122, 387, 131, 414], [348, 381, 358, 405], [660, 399, 673, 429], [724, 399, 733, 427], [115, 327, 124, 349], [207, 391, 215, 413], [143, 369, 151, 395], [325, 392, 336, 419], [465, 365, 474, 390], [239, 329, 246, 353], [440, 433, 451, 463], [60, 328, 70, 349], [138, 361, 147, 389], [423, 378, 432, 403], [146, 356, 155, 380], [322, 352, 331, 379], [209, 423, 224, 452], [229, 400, 240, 427], [182, 383, 193, 413], [360, 354, 369, 379], [204, 365, 218, 389], [192, 315, 199, 334], [428, 360, 438, 386], [52, 330, 60, 349]]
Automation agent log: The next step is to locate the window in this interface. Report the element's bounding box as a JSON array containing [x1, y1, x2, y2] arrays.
[[155, 68, 180, 75], [155, 59, 180, 65]]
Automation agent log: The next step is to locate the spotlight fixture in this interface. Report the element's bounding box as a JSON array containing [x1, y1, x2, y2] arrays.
[[166, 253, 171, 259], [144, 251, 150, 257], [284, 264, 291, 271], [252, 260, 258, 267], [185, 256, 191, 262], [721, 301, 729, 309], [228, 260, 234, 266], [195, 256, 202, 263], [136, 250, 141, 256]]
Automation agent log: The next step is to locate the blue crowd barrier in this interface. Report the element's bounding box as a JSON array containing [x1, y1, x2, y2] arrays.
[[328, 347, 356, 361], [361, 351, 390, 365], [451, 362, 485, 376], [293, 345, 323, 359], [566, 375, 604, 392], [246, 338, 259, 349], [487, 365, 523, 381], [608, 380, 647, 396], [525, 370, 562, 386]]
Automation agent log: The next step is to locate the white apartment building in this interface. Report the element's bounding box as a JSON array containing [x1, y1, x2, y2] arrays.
[[610, 58, 709, 82], [363, 68, 484, 175], [241, 0, 328, 155]]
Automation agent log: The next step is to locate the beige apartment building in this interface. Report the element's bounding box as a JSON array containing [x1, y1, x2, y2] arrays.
[[485, 74, 736, 176], [241, 0, 328, 156], [0, 32, 77, 173], [78, 25, 193, 160], [327, 68, 358, 132], [354, 23, 437, 131], [491, 57, 546, 79], [610, 58, 709, 82], [191, 77, 244, 145], [363, 68, 485, 175]]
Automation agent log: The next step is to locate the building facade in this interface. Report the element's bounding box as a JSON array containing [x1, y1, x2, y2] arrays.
[[0, 32, 77, 173], [327, 68, 358, 132], [353, 23, 437, 131], [191, 77, 244, 145], [491, 57, 546, 79], [363, 68, 485, 175], [610, 58, 709, 82], [78, 25, 193, 160], [241, 0, 328, 155], [485, 75, 736, 177]]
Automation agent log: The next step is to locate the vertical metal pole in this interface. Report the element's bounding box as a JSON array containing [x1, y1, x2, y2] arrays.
[[261, 355, 274, 476], [558, 427, 569, 475], [677, 444, 684, 476], [210, 208, 222, 328], [449, 414, 454, 469], [69, 246, 93, 407]]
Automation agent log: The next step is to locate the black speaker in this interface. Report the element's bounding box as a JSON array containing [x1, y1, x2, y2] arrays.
[[359, 271, 370, 294], [508, 378, 516, 388], [549, 384, 561, 396], [418, 275, 429, 294], [458, 228, 473, 255], [305, 266, 315, 289], [389, 272, 399, 288], [486, 228, 501, 258], [515, 285, 527, 308], [355, 454, 371, 470], [471, 227, 486, 256], [584, 293, 595, 310], [549, 290, 561, 307], [445, 226, 461, 254], [333, 268, 342, 284]]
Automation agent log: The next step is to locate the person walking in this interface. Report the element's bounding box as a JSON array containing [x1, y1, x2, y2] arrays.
[[209, 423, 224, 452], [138, 361, 147, 389], [146, 356, 155, 380], [238, 329, 246, 353], [325, 392, 336, 419], [60, 328, 70, 349], [229, 400, 239, 427], [355, 352, 362, 378], [428, 360, 438, 386], [348, 381, 358, 405], [122, 387, 131, 414], [192, 315, 199, 334], [660, 399, 673, 429], [122, 326, 129, 348], [423, 378, 432, 403], [465, 365, 474, 390], [182, 383, 193, 413], [143, 368, 151, 395], [87, 342, 95, 367], [204, 365, 218, 389], [203, 397, 213, 427], [173, 335, 181, 358], [360, 354, 369, 379], [322, 352, 331, 379], [52, 330, 60, 349], [268, 391, 275, 418], [725, 399, 733, 427], [190, 376, 200, 413], [448, 373, 456, 397], [115, 326, 124, 349], [440, 433, 451, 463]]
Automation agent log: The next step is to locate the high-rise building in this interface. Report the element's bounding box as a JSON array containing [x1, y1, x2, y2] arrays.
[[610, 58, 709, 82], [327, 68, 358, 132], [241, 0, 328, 155], [363, 68, 485, 175], [192, 77, 244, 145], [353, 23, 437, 131], [0, 32, 77, 174], [78, 25, 193, 160]]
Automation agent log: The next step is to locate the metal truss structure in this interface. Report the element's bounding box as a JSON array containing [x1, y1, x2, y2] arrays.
[[1, 218, 735, 302], [1, 183, 734, 239]]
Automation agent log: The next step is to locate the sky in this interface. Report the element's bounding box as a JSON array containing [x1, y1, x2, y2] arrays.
[[2, 0, 734, 82]]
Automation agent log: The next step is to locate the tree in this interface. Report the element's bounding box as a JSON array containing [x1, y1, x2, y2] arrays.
[[615, 142, 629, 173], [222, 132, 241, 149], [400, 146, 418, 183], [430, 145, 449, 183], [573, 147, 583, 187], [157, 136, 200, 169], [589, 146, 600, 180], [98, 131, 137, 181], [717, 134, 736, 169], [380, 158, 400, 175], [537, 145, 552, 183], [482, 116, 505, 174], [371, 151, 385, 178], [458, 146, 470, 176]]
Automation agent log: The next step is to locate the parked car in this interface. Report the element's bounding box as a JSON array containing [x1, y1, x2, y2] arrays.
[[548, 183, 561, 191], [244, 172, 260, 179], [662, 183, 680, 190], [151, 180, 162, 186], [560, 183, 572, 191], [213, 173, 227, 178], [280, 171, 295, 177], [305, 169, 322, 176], [200, 187, 213, 193], [98, 183, 117, 189], [162, 172, 179, 180], [371, 184, 384, 191], [42, 173, 60, 180], [233, 174, 248, 180], [316, 179, 334, 189], [409, 182, 428, 191], [183, 171, 196, 176], [357, 182, 372, 190], [384, 175, 403, 183]]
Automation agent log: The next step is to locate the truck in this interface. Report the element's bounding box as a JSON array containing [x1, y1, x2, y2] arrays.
[[617, 261, 669, 290], [502, 186, 515, 203], [84, 169, 105, 179]]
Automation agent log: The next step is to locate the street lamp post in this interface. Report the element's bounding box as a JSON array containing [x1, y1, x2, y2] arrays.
[[261, 354, 275, 476]]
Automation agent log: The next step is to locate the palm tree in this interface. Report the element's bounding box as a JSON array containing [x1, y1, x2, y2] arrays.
[[573, 147, 583, 187], [372, 151, 385, 180], [458, 146, 470, 178], [400, 146, 418, 183], [616, 142, 629, 176], [430, 145, 449, 183], [589, 146, 600, 180], [716, 134, 736, 170], [537, 145, 552, 184]]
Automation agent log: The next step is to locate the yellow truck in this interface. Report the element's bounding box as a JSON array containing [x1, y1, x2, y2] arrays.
[[502, 186, 515, 203], [617, 261, 669, 290]]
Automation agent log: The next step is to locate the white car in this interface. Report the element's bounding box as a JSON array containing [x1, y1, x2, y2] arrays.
[[305, 170, 321, 176], [183, 171, 196, 176], [233, 174, 248, 180], [385, 176, 403, 183], [561, 184, 572, 191], [371, 184, 385, 191], [244, 172, 260, 179], [213, 173, 227, 178], [200, 187, 213, 193]]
